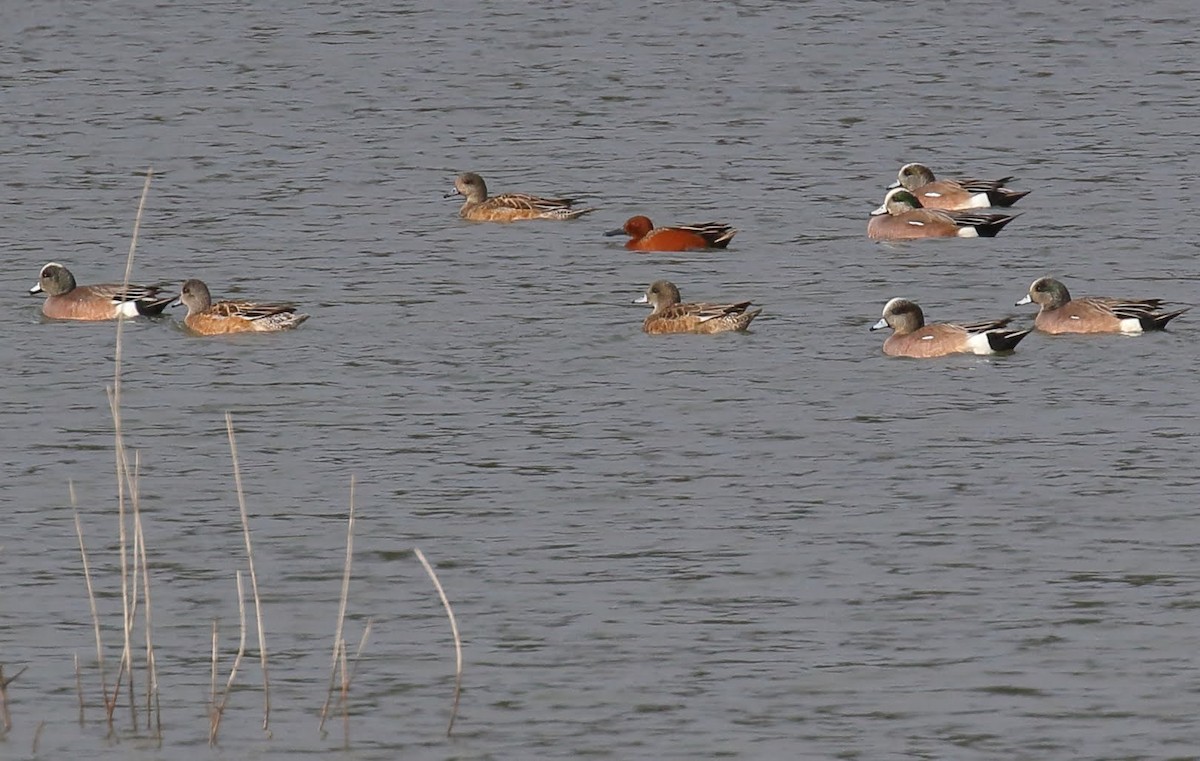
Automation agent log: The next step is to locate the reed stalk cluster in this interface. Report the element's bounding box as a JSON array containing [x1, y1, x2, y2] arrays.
[[37, 169, 467, 752]]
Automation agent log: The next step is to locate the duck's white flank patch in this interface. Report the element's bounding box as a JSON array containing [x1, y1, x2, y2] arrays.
[[965, 193, 991, 208], [115, 300, 141, 317], [1118, 318, 1145, 334], [955, 227, 980, 238], [965, 331, 995, 355]]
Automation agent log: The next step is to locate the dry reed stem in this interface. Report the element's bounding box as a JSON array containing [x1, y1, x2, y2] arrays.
[[209, 571, 247, 746], [0, 664, 25, 734], [70, 482, 111, 718], [74, 652, 84, 724], [224, 412, 272, 732], [338, 640, 350, 746], [319, 477, 356, 733], [124, 443, 141, 729], [209, 621, 218, 717], [133, 463, 161, 736], [413, 548, 463, 737], [108, 646, 128, 732], [349, 619, 373, 684], [32, 719, 46, 755], [110, 167, 152, 731], [105, 387, 134, 729], [340, 620, 373, 747]]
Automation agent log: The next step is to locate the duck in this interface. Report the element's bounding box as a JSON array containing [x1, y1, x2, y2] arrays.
[[445, 172, 594, 222], [867, 188, 1020, 240], [30, 262, 174, 320], [605, 216, 736, 252], [634, 280, 761, 335], [1016, 277, 1188, 334], [871, 297, 1030, 357], [174, 279, 309, 334], [890, 162, 1030, 210]]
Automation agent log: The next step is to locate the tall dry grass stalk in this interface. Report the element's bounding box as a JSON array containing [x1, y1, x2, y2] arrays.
[[209, 622, 218, 716], [224, 412, 271, 733], [69, 168, 163, 738], [32, 719, 46, 755], [73, 653, 84, 724], [319, 476, 357, 735], [208, 572, 248, 746], [0, 664, 25, 735], [414, 548, 462, 737], [343, 619, 372, 746], [108, 167, 153, 729], [316, 479, 375, 744], [349, 621, 373, 689], [133, 456, 162, 737], [70, 482, 112, 723]]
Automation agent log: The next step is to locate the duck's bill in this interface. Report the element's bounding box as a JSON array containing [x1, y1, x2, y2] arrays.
[[29, 283, 43, 295], [870, 317, 888, 331], [604, 228, 625, 237], [632, 294, 649, 305], [1015, 295, 1032, 306], [886, 180, 901, 190], [870, 202, 888, 216], [168, 297, 184, 308], [442, 189, 460, 199]]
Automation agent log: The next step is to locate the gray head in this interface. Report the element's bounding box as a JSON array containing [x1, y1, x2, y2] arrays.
[[871, 297, 925, 335], [448, 172, 488, 201], [872, 188, 923, 217], [178, 279, 213, 313], [896, 163, 937, 190], [1018, 277, 1071, 309], [634, 280, 683, 312], [30, 262, 77, 296]]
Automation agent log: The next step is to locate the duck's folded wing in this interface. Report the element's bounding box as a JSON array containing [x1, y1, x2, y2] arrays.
[[679, 222, 737, 243], [1085, 296, 1168, 319], [955, 316, 1014, 333], [956, 176, 1015, 192], [90, 283, 164, 302], [211, 300, 297, 320], [688, 301, 753, 322], [943, 209, 1016, 227], [491, 192, 577, 211]]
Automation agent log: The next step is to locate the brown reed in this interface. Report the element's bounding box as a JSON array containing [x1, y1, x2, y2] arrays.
[[32, 719, 46, 755], [73, 653, 84, 725], [319, 476, 357, 735], [109, 167, 153, 730], [133, 454, 162, 737], [0, 664, 25, 734], [224, 412, 272, 733], [414, 548, 463, 736], [70, 482, 112, 722], [209, 571, 247, 745]]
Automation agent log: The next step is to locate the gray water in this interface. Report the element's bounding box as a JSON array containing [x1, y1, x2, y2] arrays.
[[3, 0, 1200, 758]]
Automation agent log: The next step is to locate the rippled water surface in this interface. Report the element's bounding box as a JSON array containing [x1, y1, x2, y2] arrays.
[[4, 0, 1200, 758]]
